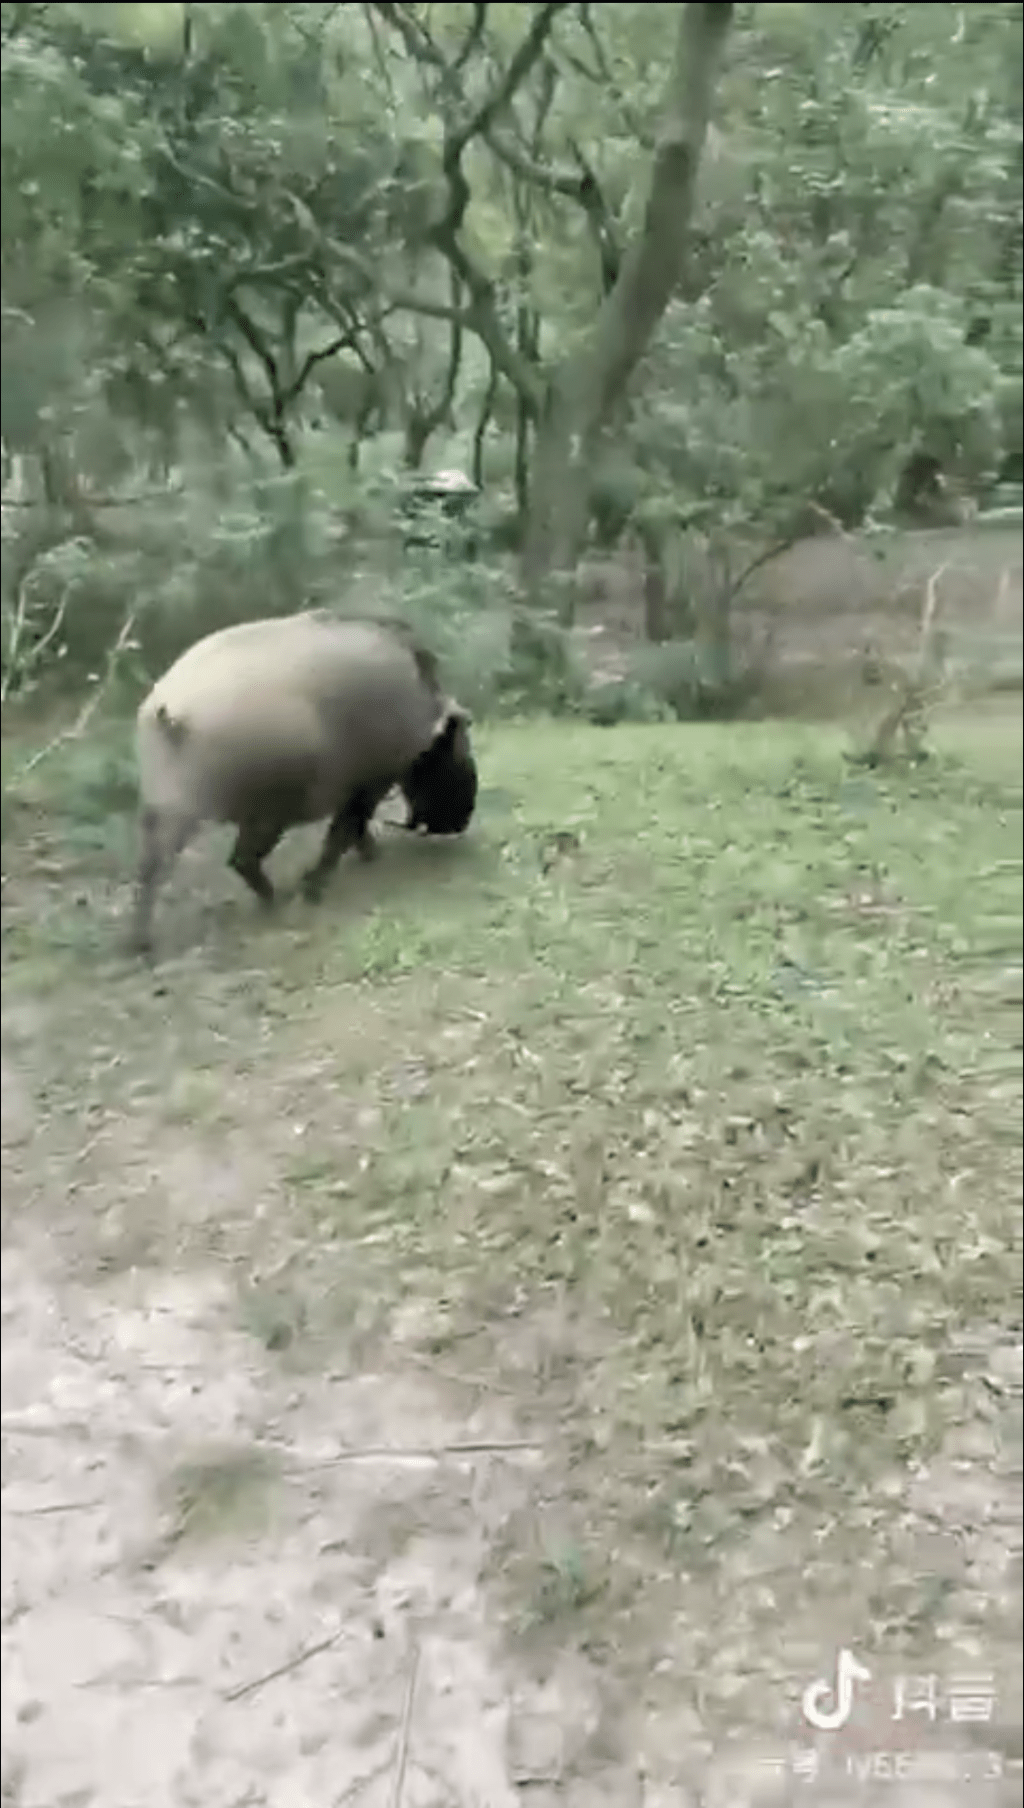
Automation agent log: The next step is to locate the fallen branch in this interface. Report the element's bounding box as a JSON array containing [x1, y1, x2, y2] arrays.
[[4, 1498, 105, 1516], [300, 1438, 542, 1466], [0, 1415, 92, 1437], [5, 610, 138, 786], [389, 1641, 420, 1808], [223, 1626, 343, 1703]]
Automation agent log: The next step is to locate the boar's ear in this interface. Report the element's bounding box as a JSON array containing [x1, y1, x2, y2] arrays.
[[438, 701, 472, 734], [428, 702, 471, 751]]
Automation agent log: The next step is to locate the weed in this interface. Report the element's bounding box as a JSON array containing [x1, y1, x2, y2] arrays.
[[157, 1444, 283, 1549]]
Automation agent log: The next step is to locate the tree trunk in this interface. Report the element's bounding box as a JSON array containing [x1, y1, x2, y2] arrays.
[[513, 389, 532, 523], [522, 2, 734, 616], [403, 413, 430, 470], [471, 361, 499, 491], [639, 522, 670, 643], [267, 411, 296, 470]]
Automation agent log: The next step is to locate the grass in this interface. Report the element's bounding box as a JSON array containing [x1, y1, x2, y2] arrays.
[[155, 1443, 284, 1551], [2, 701, 1021, 1746]]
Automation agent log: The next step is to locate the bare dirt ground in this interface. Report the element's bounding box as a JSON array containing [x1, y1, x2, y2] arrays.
[[2, 977, 582, 1808], [5, 1054, 1018, 1808], [2, 720, 1022, 1808], [1, 1234, 541, 1808], [574, 520, 1023, 703]]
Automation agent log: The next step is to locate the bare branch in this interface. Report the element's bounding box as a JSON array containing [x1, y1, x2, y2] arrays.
[[216, 332, 277, 448], [486, 133, 582, 199], [404, 270, 464, 464], [389, 1642, 420, 1808], [363, 3, 563, 411], [531, 52, 559, 147], [487, 127, 621, 295], [369, 2, 448, 75], [285, 2, 340, 53], [724, 530, 803, 609], [562, 6, 655, 149], [222, 253, 318, 295], [6, 611, 139, 784], [362, 2, 398, 94], [224, 297, 277, 375], [455, 2, 488, 70], [288, 331, 363, 406], [452, 2, 570, 157], [305, 226, 479, 335], [224, 1629, 343, 1705], [156, 144, 243, 213], [429, 219, 545, 412]]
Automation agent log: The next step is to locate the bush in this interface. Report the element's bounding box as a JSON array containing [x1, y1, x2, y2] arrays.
[[3, 444, 593, 720], [624, 638, 761, 721]]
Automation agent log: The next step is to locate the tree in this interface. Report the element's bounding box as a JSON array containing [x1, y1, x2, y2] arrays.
[[366, 1, 735, 613], [4, 1, 1021, 704]]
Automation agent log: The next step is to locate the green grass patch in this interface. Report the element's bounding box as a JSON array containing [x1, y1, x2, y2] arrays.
[[2, 703, 1021, 1725]]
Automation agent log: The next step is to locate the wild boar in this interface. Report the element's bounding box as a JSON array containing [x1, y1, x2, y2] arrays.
[[130, 612, 476, 957]]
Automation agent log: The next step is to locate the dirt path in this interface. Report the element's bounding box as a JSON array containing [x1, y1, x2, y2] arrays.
[[3, 1235, 545, 1807], [8, 1193, 666, 1808], [4, 1156, 1019, 1808]]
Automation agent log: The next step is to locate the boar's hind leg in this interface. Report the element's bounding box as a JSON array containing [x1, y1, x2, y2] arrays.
[[300, 786, 380, 905], [129, 807, 197, 959], [228, 815, 288, 906]]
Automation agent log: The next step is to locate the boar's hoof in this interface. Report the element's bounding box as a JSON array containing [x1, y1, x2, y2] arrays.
[[300, 869, 327, 905]]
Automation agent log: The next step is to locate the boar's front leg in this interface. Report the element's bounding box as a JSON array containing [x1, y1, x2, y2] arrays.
[[300, 785, 384, 904]]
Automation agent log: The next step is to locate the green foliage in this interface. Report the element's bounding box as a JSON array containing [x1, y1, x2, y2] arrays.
[[623, 1, 1022, 545], [583, 677, 672, 727], [2, 0, 1021, 704]]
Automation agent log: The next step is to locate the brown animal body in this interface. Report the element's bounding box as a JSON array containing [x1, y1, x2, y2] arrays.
[[130, 612, 475, 957]]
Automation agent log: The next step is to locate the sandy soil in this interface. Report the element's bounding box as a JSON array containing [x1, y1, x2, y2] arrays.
[[4, 1173, 1020, 1807]]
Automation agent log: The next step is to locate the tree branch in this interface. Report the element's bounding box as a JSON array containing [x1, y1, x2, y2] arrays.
[[485, 133, 582, 199], [430, 219, 546, 413], [368, 2, 448, 76], [452, 2, 569, 158], [222, 253, 319, 294], [455, 2, 488, 70], [288, 331, 364, 407], [565, 5, 655, 148], [567, 138, 620, 292], [362, 3, 571, 416], [404, 270, 465, 466], [224, 296, 282, 403], [218, 337, 266, 432]]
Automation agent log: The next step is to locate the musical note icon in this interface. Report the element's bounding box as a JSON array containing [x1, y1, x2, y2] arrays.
[[802, 1648, 872, 1731]]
